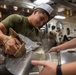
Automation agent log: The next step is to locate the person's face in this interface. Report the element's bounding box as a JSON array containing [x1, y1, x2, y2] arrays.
[[31, 10, 49, 27]]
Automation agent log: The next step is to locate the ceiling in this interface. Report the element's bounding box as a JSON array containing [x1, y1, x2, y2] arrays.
[[66, 0, 76, 4], [0, 0, 76, 10], [0, 0, 76, 19]]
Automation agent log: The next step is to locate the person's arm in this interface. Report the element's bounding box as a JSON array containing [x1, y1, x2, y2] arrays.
[[62, 62, 76, 75], [49, 38, 76, 52], [0, 22, 21, 55], [0, 22, 8, 45], [0, 14, 23, 56], [31, 60, 76, 75]]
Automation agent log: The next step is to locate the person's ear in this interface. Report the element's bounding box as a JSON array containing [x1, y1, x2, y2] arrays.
[[33, 9, 38, 15]]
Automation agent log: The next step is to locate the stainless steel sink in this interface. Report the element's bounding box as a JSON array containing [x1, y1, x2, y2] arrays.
[[61, 50, 76, 64]]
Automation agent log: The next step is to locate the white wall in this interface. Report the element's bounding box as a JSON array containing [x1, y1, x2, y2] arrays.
[[47, 19, 57, 32], [62, 16, 76, 37], [48, 16, 76, 37]]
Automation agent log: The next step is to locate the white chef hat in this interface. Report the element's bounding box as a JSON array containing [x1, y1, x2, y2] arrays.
[[35, 3, 54, 20]]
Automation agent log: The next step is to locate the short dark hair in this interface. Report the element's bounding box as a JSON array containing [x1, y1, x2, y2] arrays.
[[51, 26, 55, 30]]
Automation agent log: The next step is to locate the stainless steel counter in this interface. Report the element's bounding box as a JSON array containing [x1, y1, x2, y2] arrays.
[[60, 50, 76, 64], [2, 48, 76, 75], [29, 49, 76, 75], [29, 52, 58, 75]]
